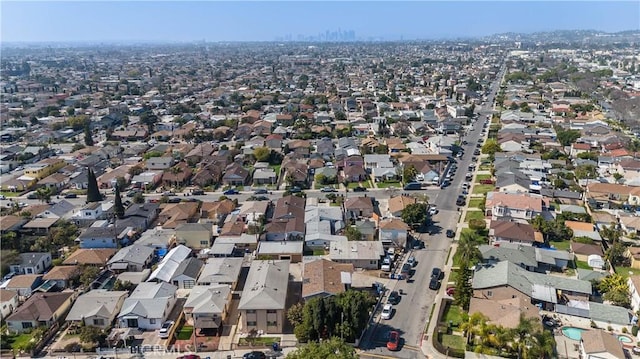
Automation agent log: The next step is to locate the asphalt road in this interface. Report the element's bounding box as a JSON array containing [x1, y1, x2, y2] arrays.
[[359, 68, 504, 359]]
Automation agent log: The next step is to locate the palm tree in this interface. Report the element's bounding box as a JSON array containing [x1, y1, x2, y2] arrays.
[[457, 232, 482, 264], [36, 187, 52, 203], [530, 329, 555, 359]]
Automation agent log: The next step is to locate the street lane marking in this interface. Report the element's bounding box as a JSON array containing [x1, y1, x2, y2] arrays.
[[358, 352, 403, 359]]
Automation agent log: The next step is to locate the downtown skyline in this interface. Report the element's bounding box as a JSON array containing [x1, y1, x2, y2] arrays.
[[1, 1, 639, 43]]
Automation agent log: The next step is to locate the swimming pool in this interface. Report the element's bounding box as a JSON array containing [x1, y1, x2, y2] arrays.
[[562, 327, 586, 341]]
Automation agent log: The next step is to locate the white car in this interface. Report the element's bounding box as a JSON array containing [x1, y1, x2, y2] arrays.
[[158, 320, 175, 339], [428, 206, 438, 216], [381, 304, 393, 320]]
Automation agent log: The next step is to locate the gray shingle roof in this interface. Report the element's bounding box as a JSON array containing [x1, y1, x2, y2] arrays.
[[108, 244, 154, 266], [238, 260, 289, 310]]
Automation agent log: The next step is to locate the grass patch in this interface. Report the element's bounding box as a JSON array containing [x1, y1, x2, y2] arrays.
[[615, 266, 640, 279], [472, 184, 495, 195], [475, 174, 491, 182], [468, 198, 485, 208], [479, 164, 492, 171], [239, 336, 281, 346], [376, 181, 401, 189], [0, 191, 20, 197], [464, 210, 485, 222], [269, 164, 281, 177], [550, 240, 571, 251], [176, 326, 193, 340], [312, 249, 326, 255], [575, 260, 592, 270], [7, 333, 33, 350], [442, 304, 464, 327], [441, 334, 466, 351], [347, 181, 371, 189]]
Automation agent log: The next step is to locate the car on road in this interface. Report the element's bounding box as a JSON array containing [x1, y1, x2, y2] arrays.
[[381, 257, 392, 272], [353, 186, 367, 192], [158, 320, 174, 339], [26, 192, 38, 199], [288, 186, 302, 193], [407, 256, 417, 267], [429, 277, 441, 290], [387, 331, 400, 351], [126, 190, 139, 197], [249, 195, 270, 201], [412, 239, 425, 249], [428, 206, 438, 216], [401, 263, 411, 275], [388, 291, 400, 305], [253, 189, 268, 194], [223, 189, 239, 195], [474, 149, 481, 155], [191, 189, 205, 195], [243, 351, 266, 359], [0, 195, 5, 200], [64, 193, 78, 199], [446, 229, 455, 238], [456, 196, 465, 206], [381, 304, 393, 320], [431, 267, 443, 280], [320, 187, 337, 192], [403, 182, 422, 190], [167, 197, 181, 203], [632, 347, 640, 355]]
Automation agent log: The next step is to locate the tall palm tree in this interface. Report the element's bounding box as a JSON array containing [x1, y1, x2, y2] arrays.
[[457, 232, 482, 265]]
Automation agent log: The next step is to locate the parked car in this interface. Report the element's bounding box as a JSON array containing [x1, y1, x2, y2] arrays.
[[250, 195, 270, 201], [158, 320, 175, 339], [243, 351, 266, 359], [428, 206, 438, 215], [0, 194, 5, 200], [253, 189, 268, 194], [167, 197, 181, 203], [401, 263, 411, 275], [403, 182, 422, 190], [456, 196, 465, 206], [446, 229, 455, 238], [64, 193, 78, 199], [191, 189, 205, 195], [26, 192, 38, 199], [320, 187, 337, 192], [388, 291, 400, 305], [223, 189, 239, 195], [381, 304, 393, 320], [381, 257, 392, 272], [407, 256, 417, 267], [431, 267, 443, 280], [429, 277, 441, 290], [387, 331, 400, 351], [288, 186, 302, 193], [353, 186, 367, 192]]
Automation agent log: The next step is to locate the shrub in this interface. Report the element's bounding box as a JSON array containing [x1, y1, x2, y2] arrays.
[[468, 219, 486, 231], [622, 327, 628, 334], [608, 325, 613, 331], [632, 326, 638, 336], [590, 320, 597, 328]]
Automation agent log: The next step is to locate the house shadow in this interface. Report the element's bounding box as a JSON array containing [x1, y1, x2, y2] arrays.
[[284, 280, 302, 334]]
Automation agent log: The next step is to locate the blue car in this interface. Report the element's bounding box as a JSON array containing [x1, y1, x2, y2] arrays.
[[223, 189, 239, 195]]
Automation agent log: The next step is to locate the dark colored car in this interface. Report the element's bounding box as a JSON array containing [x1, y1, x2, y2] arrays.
[[353, 186, 367, 192], [388, 291, 400, 305], [223, 189, 239, 195], [474, 149, 481, 155], [429, 277, 441, 290], [456, 197, 465, 206], [288, 186, 302, 193], [254, 189, 268, 194], [64, 193, 78, 199], [250, 195, 270, 201], [431, 267, 443, 280], [387, 331, 400, 351], [167, 197, 181, 203], [126, 190, 138, 197], [446, 229, 455, 238], [192, 189, 205, 195], [243, 351, 266, 359]]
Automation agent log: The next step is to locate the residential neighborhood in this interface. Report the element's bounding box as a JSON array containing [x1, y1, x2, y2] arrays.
[[0, 24, 640, 359]]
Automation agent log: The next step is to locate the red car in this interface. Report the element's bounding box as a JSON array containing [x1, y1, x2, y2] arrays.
[[387, 330, 400, 351]]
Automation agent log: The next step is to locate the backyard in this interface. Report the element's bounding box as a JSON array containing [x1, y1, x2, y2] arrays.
[[176, 326, 194, 340], [549, 240, 571, 251], [615, 266, 640, 279]]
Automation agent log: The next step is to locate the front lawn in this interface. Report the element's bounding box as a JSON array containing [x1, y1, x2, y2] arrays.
[[314, 182, 338, 189], [376, 181, 401, 189], [347, 181, 371, 189], [176, 326, 193, 340], [0, 191, 20, 198], [440, 333, 466, 351], [442, 304, 464, 328], [475, 174, 491, 182], [575, 260, 592, 270], [468, 198, 485, 208], [615, 266, 640, 279], [6, 332, 33, 351], [269, 164, 281, 177], [464, 210, 485, 222], [472, 184, 495, 194], [239, 336, 281, 346]]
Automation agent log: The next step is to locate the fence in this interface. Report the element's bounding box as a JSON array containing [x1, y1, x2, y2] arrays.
[[430, 298, 465, 358]]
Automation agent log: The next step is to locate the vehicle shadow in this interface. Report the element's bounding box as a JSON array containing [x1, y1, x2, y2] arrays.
[[359, 323, 406, 351]]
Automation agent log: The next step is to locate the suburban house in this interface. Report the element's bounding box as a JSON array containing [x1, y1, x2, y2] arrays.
[[71, 202, 106, 226], [628, 275, 640, 313], [222, 163, 250, 186], [302, 259, 354, 301], [343, 196, 375, 220], [469, 296, 539, 329], [378, 218, 410, 249], [485, 192, 548, 222], [238, 260, 290, 334], [329, 238, 384, 270], [6, 292, 74, 334], [107, 244, 155, 272], [586, 183, 637, 209], [65, 290, 129, 328], [580, 329, 625, 359], [472, 261, 592, 311], [4, 274, 43, 298], [387, 195, 417, 218], [196, 257, 243, 290], [148, 245, 202, 289], [256, 241, 304, 263], [157, 202, 199, 229], [201, 199, 237, 224], [183, 284, 231, 335], [42, 266, 81, 290], [252, 168, 277, 185], [489, 220, 541, 246], [0, 289, 19, 322], [265, 195, 306, 241], [77, 226, 118, 249], [479, 243, 573, 273], [117, 282, 177, 330], [626, 247, 640, 270], [175, 223, 213, 249], [571, 242, 605, 263], [8, 252, 52, 275], [62, 248, 117, 267]]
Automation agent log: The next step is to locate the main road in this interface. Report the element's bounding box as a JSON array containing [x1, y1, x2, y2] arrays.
[[358, 67, 505, 359]]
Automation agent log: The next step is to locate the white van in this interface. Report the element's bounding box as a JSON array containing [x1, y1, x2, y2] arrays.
[[381, 257, 392, 272]]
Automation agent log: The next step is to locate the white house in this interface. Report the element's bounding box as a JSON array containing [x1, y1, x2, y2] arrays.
[[117, 282, 177, 330], [9, 252, 52, 275], [0, 289, 19, 321], [378, 218, 409, 249]]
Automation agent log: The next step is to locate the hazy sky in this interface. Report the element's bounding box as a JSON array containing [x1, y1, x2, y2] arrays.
[[2, 1, 639, 42]]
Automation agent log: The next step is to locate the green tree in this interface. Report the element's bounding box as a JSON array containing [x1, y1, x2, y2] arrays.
[[286, 337, 357, 359], [455, 266, 473, 310], [79, 265, 100, 287], [600, 222, 622, 244], [84, 123, 94, 146], [113, 185, 125, 219], [86, 168, 102, 203], [132, 192, 145, 204], [344, 226, 362, 241], [287, 302, 304, 327], [481, 139, 501, 155], [401, 203, 428, 228], [402, 165, 418, 183], [253, 147, 271, 162], [574, 164, 597, 179], [556, 128, 581, 146], [36, 186, 53, 203], [606, 242, 627, 266], [613, 172, 624, 183], [79, 326, 105, 345]]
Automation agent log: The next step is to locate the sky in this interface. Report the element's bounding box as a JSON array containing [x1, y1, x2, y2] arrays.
[[1, 1, 639, 43]]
